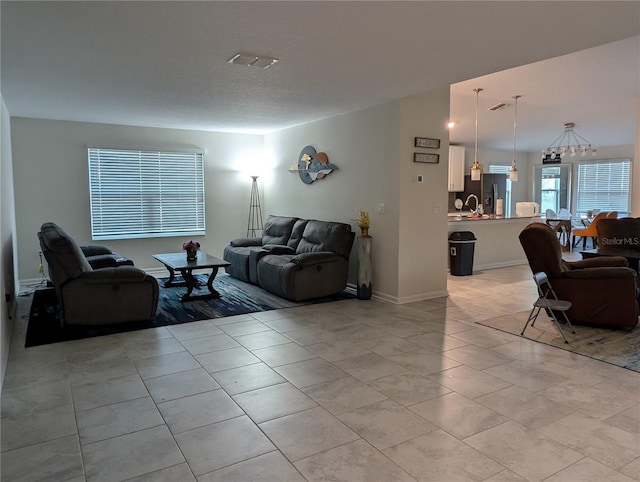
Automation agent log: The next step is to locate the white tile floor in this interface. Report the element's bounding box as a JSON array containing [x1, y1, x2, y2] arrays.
[[2, 264, 639, 481]]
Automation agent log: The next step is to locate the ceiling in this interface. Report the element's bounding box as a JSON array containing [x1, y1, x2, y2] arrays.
[[2, 2, 639, 152], [450, 36, 640, 152]]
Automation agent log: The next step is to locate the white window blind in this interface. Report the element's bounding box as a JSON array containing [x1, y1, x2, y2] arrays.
[[88, 148, 205, 240], [576, 159, 631, 214]]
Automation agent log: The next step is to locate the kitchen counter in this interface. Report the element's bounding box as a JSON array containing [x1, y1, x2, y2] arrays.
[[448, 214, 541, 222], [448, 215, 540, 270]]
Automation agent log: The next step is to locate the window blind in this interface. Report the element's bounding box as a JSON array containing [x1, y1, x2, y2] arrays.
[[576, 159, 631, 214], [88, 148, 205, 240]]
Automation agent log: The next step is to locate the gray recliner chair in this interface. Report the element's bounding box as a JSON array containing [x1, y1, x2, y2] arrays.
[[38, 222, 159, 325]]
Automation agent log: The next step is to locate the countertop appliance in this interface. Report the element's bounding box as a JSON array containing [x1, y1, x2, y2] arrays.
[[516, 202, 540, 217]]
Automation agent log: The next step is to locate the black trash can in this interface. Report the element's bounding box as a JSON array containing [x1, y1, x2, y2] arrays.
[[449, 231, 477, 276]]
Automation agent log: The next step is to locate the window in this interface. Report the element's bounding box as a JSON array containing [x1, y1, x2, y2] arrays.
[[88, 147, 205, 240], [576, 159, 631, 215]]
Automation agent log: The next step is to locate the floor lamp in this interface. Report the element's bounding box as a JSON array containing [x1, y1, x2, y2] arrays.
[[247, 175, 264, 237]]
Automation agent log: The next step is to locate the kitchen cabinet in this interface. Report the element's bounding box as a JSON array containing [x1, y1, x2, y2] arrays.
[[448, 145, 465, 192]]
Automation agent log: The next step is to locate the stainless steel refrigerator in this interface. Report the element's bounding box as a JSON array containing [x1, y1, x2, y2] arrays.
[[482, 174, 507, 215]]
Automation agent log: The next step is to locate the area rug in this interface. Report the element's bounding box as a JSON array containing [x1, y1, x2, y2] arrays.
[[25, 274, 355, 347], [477, 311, 640, 373]]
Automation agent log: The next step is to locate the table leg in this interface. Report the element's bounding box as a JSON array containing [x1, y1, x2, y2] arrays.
[[178, 267, 222, 302], [179, 269, 197, 301], [163, 266, 177, 287], [206, 267, 222, 298]]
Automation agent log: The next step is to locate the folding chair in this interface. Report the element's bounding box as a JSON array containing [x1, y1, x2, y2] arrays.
[[521, 272, 575, 344]]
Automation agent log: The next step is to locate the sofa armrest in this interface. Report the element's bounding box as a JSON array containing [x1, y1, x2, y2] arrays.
[[291, 251, 342, 265], [230, 237, 262, 247], [566, 256, 629, 270], [81, 245, 113, 256], [262, 244, 296, 255]]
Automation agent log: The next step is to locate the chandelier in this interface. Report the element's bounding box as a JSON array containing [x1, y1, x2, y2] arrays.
[[542, 122, 597, 160]]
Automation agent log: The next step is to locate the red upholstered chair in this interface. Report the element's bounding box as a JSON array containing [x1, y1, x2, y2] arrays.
[[519, 222, 639, 329]]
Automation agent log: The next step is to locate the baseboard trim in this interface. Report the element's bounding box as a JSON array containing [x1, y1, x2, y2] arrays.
[[466, 259, 528, 271]]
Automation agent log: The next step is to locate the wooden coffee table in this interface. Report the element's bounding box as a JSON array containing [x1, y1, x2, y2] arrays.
[[153, 252, 231, 302]]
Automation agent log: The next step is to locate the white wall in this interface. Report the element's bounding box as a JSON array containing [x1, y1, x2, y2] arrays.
[[264, 101, 402, 300], [1, 97, 18, 387], [264, 89, 452, 303], [11, 118, 263, 280], [396, 89, 450, 302]]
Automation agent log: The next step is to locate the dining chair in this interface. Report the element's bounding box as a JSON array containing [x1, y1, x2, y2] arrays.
[[572, 211, 609, 249], [558, 208, 572, 219]]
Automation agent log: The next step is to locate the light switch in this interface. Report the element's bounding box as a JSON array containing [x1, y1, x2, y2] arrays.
[[417, 175, 424, 183], [378, 203, 386, 214]]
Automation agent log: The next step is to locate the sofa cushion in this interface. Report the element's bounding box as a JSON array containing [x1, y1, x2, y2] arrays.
[[261, 216, 299, 245], [39, 222, 92, 283], [296, 220, 354, 258], [287, 219, 308, 250]]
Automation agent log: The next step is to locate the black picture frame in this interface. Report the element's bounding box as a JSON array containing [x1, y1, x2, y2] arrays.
[[414, 152, 439, 164], [414, 137, 440, 149]]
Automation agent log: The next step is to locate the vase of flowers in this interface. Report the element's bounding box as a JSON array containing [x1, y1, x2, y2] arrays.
[[355, 209, 372, 299], [357, 209, 370, 237], [183, 240, 200, 261]]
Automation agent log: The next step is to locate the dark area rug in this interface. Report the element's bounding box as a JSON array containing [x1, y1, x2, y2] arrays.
[[25, 274, 355, 347]]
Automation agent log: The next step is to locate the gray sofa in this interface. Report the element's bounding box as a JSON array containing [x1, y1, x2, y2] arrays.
[[38, 222, 159, 325], [223, 215, 355, 301]]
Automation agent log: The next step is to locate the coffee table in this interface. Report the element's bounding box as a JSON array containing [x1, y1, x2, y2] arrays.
[[153, 252, 231, 302]]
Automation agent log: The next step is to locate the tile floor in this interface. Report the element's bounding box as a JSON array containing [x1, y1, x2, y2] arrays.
[[2, 264, 639, 481]]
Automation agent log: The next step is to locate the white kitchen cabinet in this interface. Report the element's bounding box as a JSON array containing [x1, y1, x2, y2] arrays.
[[448, 145, 465, 192]]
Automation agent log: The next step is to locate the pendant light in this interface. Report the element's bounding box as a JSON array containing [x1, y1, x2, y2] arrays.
[[509, 95, 522, 182], [470, 88, 483, 181]]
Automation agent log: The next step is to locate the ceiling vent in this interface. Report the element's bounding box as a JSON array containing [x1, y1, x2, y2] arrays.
[[488, 102, 508, 111], [227, 53, 278, 69]]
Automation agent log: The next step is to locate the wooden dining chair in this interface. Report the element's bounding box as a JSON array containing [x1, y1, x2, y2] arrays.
[[572, 211, 609, 249]]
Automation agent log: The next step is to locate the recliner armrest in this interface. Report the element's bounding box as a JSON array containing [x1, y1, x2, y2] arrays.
[[80, 245, 114, 256], [262, 244, 296, 255], [566, 256, 629, 270], [291, 251, 342, 265], [229, 237, 262, 247], [562, 266, 637, 280], [80, 266, 150, 283]]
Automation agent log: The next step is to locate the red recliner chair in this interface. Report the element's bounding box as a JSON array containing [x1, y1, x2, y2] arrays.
[[519, 222, 639, 329]]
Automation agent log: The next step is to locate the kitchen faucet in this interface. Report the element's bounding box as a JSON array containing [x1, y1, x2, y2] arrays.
[[465, 194, 479, 215]]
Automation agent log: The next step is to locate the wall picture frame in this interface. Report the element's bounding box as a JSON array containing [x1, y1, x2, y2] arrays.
[[414, 152, 439, 164], [414, 137, 440, 149]]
